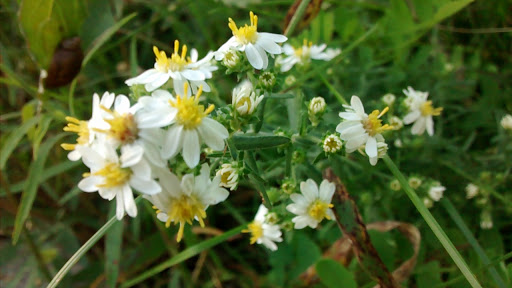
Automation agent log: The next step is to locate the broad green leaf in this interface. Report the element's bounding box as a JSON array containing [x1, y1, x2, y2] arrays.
[[12, 133, 66, 244], [232, 134, 290, 150], [105, 202, 124, 288], [316, 258, 357, 288], [18, 0, 88, 68], [0, 115, 40, 170], [417, 261, 443, 288]]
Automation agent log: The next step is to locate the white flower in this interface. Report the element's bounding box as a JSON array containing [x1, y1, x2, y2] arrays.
[[242, 204, 283, 251], [390, 179, 401, 191], [382, 93, 396, 106], [364, 135, 388, 166], [309, 97, 326, 115], [336, 96, 393, 165], [162, 84, 229, 168], [145, 164, 229, 242], [408, 177, 422, 189], [323, 134, 342, 153], [61, 92, 115, 161], [428, 184, 446, 202], [465, 183, 479, 199], [286, 179, 335, 229], [276, 40, 340, 72], [125, 40, 216, 95], [232, 80, 264, 115], [501, 114, 512, 130], [216, 162, 239, 190], [215, 11, 287, 70], [78, 143, 161, 220], [389, 116, 403, 130], [402, 86, 443, 136], [93, 94, 169, 167], [480, 211, 493, 229]]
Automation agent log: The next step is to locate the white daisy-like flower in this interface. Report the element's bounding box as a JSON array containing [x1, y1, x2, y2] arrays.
[[232, 80, 264, 116], [501, 114, 512, 130], [242, 204, 283, 251], [381, 93, 396, 106], [465, 183, 479, 199], [216, 162, 240, 191], [125, 40, 216, 95], [215, 11, 287, 70], [286, 179, 335, 229], [276, 39, 340, 72], [402, 86, 443, 136], [145, 164, 229, 242], [323, 134, 342, 153], [93, 94, 170, 167], [162, 84, 229, 168], [336, 95, 393, 166], [428, 184, 446, 202], [61, 92, 115, 161], [78, 143, 161, 220]]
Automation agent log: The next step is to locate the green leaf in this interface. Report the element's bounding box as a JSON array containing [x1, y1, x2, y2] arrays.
[[0, 115, 40, 170], [417, 261, 443, 288], [105, 202, 124, 287], [31, 115, 53, 159], [232, 134, 290, 150], [316, 258, 357, 288], [18, 0, 88, 68], [12, 133, 66, 244]]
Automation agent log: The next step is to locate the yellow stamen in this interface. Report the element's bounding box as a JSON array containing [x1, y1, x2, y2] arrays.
[[94, 106, 139, 144], [308, 200, 334, 222], [93, 162, 132, 188], [363, 107, 394, 136], [154, 46, 171, 72], [153, 41, 191, 73], [242, 221, 263, 244], [162, 194, 207, 242], [62, 116, 90, 151], [294, 39, 313, 58], [169, 84, 214, 129], [420, 101, 443, 116], [228, 11, 259, 45]]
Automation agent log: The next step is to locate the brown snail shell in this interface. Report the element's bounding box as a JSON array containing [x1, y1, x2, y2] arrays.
[[44, 37, 84, 88]]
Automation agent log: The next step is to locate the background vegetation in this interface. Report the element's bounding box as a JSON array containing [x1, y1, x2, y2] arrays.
[[1, 0, 511, 287]]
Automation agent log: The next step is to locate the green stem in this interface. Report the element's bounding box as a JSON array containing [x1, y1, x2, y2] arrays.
[[284, 0, 312, 37], [120, 225, 245, 288], [383, 155, 482, 288], [441, 199, 507, 288], [320, 74, 348, 105], [47, 197, 142, 288]]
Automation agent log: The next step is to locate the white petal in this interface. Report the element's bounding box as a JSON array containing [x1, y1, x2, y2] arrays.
[[257, 32, 287, 43], [120, 144, 144, 167], [255, 44, 268, 70], [245, 44, 263, 70], [301, 179, 318, 201], [162, 125, 183, 159], [403, 110, 421, 125], [181, 69, 205, 81], [123, 185, 137, 217], [338, 112, 363, 121], [426, 116, 434, 136], [114, 95, 131, 114], [257, 36, 282, 54], [319, 180, 335, 203], [129, 176, 161, 195], [78, 176, 101, 192], [182, 130, 200, 168], [125, 69, 160, 86], [116, 192, 124, 220], [197, 118, 228, 150], [145, 74, 170, 92], [350, 96, 365, 115], [411, 117, 426, 135], [365, 137, 378, 158]]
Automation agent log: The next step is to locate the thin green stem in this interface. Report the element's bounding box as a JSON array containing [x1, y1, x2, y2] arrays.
[[441, 199, 507, 288], [47, 197, 142, 288], [283, 0, 312, 37], [120, 225, 245, 288], [320, 74, 348, 105], [383, 155, 482, 288]]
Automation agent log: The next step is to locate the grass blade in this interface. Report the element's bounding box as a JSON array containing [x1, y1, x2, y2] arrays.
[[0, 115, 40, 170], [383, 155, 482, 288], [120, 225, 245, 288], [12, 133, 66, 244], [105, 202, 124, 287]]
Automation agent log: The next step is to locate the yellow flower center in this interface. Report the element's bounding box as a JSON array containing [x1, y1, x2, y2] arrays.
[[242, 221, 263, 244], [235, 96, 252, 111], [163, 195, 206, 243], [96, 107, 139, 144], [363, 107, 394, 136], [170, 84, 214, 129], [308, 199, 334, 222], [324, 137, 341, 150], [294, 39, 313, 59], [93, 162, 132, 188], [153, 40, 191, 73], [420, 101, 443, 117], [220, 170, 233, 184], [229, 11, 259, 45], [61, 116, 89, 151]]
